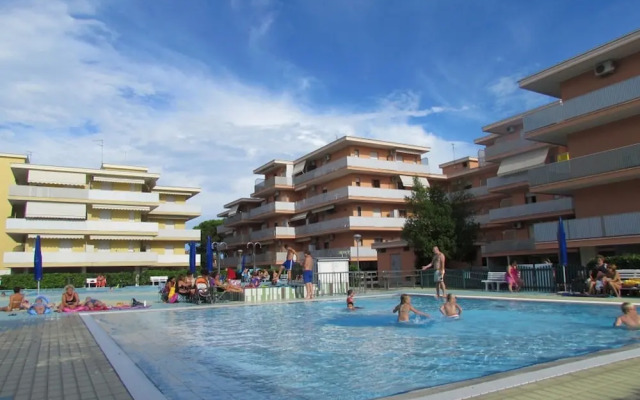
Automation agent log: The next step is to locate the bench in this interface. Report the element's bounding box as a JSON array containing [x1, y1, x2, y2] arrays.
[[482, 271, 508, 291], [86, 278, 97, 288], [150, 276, 168, 286], [620, 269, 640, 294]]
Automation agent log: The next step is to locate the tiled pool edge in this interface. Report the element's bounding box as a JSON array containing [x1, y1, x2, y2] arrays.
[[381, 343, 640, 400], [80, 313, 167, 400]]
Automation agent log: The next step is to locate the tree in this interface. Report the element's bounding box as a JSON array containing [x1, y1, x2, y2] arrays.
[[402, 180, 479, 266], [193, 219, 224, 253]]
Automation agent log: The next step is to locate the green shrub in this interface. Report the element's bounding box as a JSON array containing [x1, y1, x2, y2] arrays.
[[586, 254, 640, 269]]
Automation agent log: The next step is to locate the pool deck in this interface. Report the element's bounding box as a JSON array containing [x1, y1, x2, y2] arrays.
[[0, 287, 639, 400]]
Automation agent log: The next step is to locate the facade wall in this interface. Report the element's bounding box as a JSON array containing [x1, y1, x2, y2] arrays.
[[376, 247, 416, 275], [566, 114, 640, 158], [573, 179, 640, 218], [0, 155, 27, 272]]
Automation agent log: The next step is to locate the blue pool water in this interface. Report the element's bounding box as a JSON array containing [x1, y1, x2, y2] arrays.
[[92, 296, 639, 400]]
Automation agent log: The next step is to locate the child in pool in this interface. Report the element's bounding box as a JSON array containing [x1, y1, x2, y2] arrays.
[[393, 294, 430, 322], [346, 289, 362, 310], [440, 293, 463, 318]]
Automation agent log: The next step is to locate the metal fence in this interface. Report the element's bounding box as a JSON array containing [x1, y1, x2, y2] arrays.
[[315, 271, 378, 296]]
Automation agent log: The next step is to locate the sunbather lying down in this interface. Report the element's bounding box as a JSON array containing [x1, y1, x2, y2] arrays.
[[29, 296, 54, 315], [211, 272, 243, 293]]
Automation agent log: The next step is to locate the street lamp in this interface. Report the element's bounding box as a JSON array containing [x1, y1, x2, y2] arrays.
[[212, 242, 227, 275], [247, 242, 262, 273], [353, 234, 362, 272]]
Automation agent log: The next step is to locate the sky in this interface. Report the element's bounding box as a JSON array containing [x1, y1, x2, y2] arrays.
[[1, 0, 639, 225]]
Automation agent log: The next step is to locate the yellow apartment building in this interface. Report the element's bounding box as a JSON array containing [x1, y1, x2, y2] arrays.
[[217, 136, 444, 270], [0, 156, 201, 274]]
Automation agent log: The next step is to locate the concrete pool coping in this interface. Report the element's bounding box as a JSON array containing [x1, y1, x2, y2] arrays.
[[75, 289, 640, 400]]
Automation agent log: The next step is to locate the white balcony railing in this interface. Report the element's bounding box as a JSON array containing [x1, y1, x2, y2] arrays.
[[149, 203, 201, 216], [524, 75, 640, 133], [295, 216, 406, 236], [295, 186, 411, 212], [533, 212, 640, 242], [489, 197, 574, 222], [156, 229, 200, 240], [6, 219, 158, 234], [9, 185, 160, 205], [312, 246, 378, 259], [3, 251, 158, 265]]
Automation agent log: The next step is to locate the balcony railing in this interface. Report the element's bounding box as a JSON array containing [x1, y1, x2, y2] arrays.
[[157, 254, 200, 265], [295, 186, 411, 212], [295, 216, 406, 236], [224, 234, 250, 246], [248, 201, 295, 219], [5, 219, 158, 234], [254, 176, 293, 193], [156, 229, 200, 240], [482, 239, 536, 254], [524, 75, 640, 133], [250, 227, 296, 241], [9, 185, 160, 205], [293, 157, 431, 186], [528, 144, 640, 188], [472, 214, 490, 225], [485, 136, 537, 159], [221, 251, 288, 267], [149, 203, 201, 216], [489, 197, 574, 222], [224, 212, 250, 226], [312, 246, 378, 259], [487, 172, 528, 191], [3, 251, 158, 266], [533, 212, 640, 242]]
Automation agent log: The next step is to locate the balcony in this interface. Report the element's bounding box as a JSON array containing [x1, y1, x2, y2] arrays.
[[157, 254, 200, 265], [6, 219, 158, 235], [295, 186, 411, 212], [9, 185, 160, 205], [487, 172, 529, 192], [250, 227, 296, 241], [253, 176, 293, 194], [472, 214, 490, 225], [524, 75, 640, 144], [528, 144, 640, 193], [223, 212, 251, 226], [484, 136, 542, 160], [489, 197, 574, 223], [482, 239, 536, 254], [221, 251, 287, 267], [3, 251, 158, 267], [149, 203, 201, 217], [312, 246, 378, 259], [533, 212, 640, 242], [224, 234, 250, 246], [293, 157, 431, 186], [155, 229, 200, 241], [248, 201, 295, 219], [296, 216, 406, 237]]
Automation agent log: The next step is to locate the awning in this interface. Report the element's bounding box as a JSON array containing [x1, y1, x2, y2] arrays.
[[293, 161, 306, 175], [227, 204, 239, 217], [399, 175, 429, 188], [90, 235, 154, 241], [151, 191, 187, 197], [27, 170, 86, 187], [92, 204, 151, 211], [498, 148, 549, 176], [289, 212, 309, 222], [93, 176, 145, 185], [311, 205, 335, 214], [28, 234, 84, 240]]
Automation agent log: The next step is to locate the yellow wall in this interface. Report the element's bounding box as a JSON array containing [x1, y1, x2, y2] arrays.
[[159, 193, 187, 204], [159, 220, 186, 229], [0, 155, 27, 271]]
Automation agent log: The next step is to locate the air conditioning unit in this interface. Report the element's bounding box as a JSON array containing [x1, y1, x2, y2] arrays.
[[513, 222, 523, 229], [506, 125, 516, 133], [594, 60, 615, 77]]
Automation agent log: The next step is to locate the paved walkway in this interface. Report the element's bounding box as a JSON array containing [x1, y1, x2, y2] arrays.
[[0, 315, 131, 400]]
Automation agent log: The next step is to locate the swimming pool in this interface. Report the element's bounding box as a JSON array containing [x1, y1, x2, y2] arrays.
[[91, 295, 638, 400]]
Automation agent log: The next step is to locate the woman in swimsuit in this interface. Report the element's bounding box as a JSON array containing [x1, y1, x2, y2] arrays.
[[393, 294, 430, 322], [58, 285, 80, 311]]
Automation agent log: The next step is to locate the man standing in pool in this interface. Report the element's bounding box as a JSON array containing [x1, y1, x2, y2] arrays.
[[421, 246, 446, 299], [279, 244, 297, 284], [614, 302, 640, 329], [303, 250, 314, 299]]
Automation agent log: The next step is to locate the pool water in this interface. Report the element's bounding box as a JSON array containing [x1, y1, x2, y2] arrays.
[[92, 296, 639, 400]]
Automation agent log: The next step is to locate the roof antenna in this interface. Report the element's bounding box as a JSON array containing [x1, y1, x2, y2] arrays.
[[93, 139, 104, 166], [452, 143, 456, 160]]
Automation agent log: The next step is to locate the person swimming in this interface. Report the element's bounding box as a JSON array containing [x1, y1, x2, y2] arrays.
[[614, 302, 640, 329], [440, 293, 462, 318], [346, 289, 362, 310], [392, 294, 430, 322]]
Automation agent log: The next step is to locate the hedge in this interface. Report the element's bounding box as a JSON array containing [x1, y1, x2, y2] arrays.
[[0, 269, 191, 290], [585, 254, 640, 269]]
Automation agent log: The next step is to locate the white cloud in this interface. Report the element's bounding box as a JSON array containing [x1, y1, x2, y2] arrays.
[[0, 0, 479, 224]]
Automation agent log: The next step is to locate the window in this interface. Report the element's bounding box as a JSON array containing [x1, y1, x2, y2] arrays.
[[97, 241, 110, 252], [354, 237, 363, 246], [374, 237, 383, 243], [464, 184, 473, 190], [372, 179, 380, 188], [462, 162, 468, 168], [165, 195, 175, 203], [165, 244, 174, 255], [59, 240, 73, 252], [373, 208, 381, 217], [354, 149, 360, 157], [99, 210, 111, 221], [370, 151, 378, 159], [165, 220, 175, 230], [355, 177, 361, 187], [128, 241, 135, 252], [101, 182, 112, 191], [396, 155, 403, 162], [357, 206, 362, 217], [322, 187, 328, 194], [398, 209, 407, 218], [129, 211, 135, 221], [525, 194, 537, 204]]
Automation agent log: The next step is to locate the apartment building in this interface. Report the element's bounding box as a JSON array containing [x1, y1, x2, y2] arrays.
[[217, 136, 444, 270], [0, 155, 202, 274], [473, 28, 640, 266]]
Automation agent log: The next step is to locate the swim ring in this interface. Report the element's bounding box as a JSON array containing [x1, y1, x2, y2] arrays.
[[28, 295, 52, 315]]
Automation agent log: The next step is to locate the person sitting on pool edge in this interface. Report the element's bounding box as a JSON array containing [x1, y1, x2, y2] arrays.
[[57, 284, 80, 312], [211, 272, 243, 293], [440, 294, 462, 318], [614, 302, 640, 329], [1, 287, 29, 312], [393, 294, 430, 322]]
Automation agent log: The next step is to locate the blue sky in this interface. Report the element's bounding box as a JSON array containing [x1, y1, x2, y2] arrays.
[[1, 0, 639, 223]]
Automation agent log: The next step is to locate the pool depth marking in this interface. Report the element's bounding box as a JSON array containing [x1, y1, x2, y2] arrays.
[[81, 314, 168, 400]]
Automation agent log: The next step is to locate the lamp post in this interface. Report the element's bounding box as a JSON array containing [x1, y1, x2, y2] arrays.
[[247, 242, 262, 272], [212, 242, 227, 275], [353, 234, 362, 272]]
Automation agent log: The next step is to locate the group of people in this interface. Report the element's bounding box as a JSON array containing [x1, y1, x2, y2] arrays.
[[588, 255, 623, 297], [0, 285, 110, 315]]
